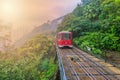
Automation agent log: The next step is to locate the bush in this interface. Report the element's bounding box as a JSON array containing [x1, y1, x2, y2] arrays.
[[0, 34, 57, 80]]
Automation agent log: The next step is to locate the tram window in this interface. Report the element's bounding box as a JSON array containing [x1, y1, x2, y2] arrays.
[[62, 33, 70, 40]]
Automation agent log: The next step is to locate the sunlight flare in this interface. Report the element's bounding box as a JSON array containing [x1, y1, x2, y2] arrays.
[[1, 2, 15, 15], [0, 0, 20, 22]]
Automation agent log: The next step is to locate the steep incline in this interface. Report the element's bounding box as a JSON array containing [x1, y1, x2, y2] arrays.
[[14, 17, 64, 48]]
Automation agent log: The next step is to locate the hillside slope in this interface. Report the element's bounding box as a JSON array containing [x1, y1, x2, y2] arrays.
[[15, 17, 64, 48], [58, 0, 120, 52], [57, 0, 120, 67], [0, 34, 57, 80]]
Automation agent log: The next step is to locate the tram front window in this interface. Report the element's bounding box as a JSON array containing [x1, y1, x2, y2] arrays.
[[62, 33, 70, 40]]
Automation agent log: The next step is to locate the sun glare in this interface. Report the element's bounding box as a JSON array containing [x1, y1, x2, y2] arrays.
[[0, 1, 20, 22], [2, 2, 15, 14]]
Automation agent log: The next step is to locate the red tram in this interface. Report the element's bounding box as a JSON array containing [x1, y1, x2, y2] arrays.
[[57, 31, 73, 48]]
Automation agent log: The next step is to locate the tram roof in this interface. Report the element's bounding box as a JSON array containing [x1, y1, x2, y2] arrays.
[[58, 31, 71, 34]]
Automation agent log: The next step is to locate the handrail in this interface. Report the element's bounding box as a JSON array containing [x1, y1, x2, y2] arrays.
[[56, 45, 67, 80]]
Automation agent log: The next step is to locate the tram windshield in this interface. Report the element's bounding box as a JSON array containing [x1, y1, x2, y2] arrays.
[[61, 33, 71, 40]]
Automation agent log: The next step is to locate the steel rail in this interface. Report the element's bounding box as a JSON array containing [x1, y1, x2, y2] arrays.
[[67, 57, 80, 80], [73, 47, 119, 80], [68, 48, 97, 80], [56, 45, 67, 80], [72, 48, 111, 79], [60, 49, 78, 80], [61, 49, 80, 80], [56, 45, 119, 80], [77, 61, 97, 80]]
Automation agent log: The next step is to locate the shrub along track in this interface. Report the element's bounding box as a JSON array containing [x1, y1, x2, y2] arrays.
[[58, 47, 120, 80]]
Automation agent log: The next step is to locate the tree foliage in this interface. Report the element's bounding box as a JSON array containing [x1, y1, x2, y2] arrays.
[[58, 0, 120, 56], [0, 34, 57, 80]]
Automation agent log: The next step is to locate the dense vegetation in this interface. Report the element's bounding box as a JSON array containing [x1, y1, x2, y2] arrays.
[[58, 0, 120, 57], [0, 34, 57, 80]]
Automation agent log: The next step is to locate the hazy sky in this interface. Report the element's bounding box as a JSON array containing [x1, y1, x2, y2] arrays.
[[0, 0, 81, 41]]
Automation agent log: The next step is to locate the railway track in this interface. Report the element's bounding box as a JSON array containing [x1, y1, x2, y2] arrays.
[[58, 46, 120, 80]]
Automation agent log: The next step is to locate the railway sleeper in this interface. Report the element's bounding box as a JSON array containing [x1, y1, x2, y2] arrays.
[[71, 73, 120, 76]]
